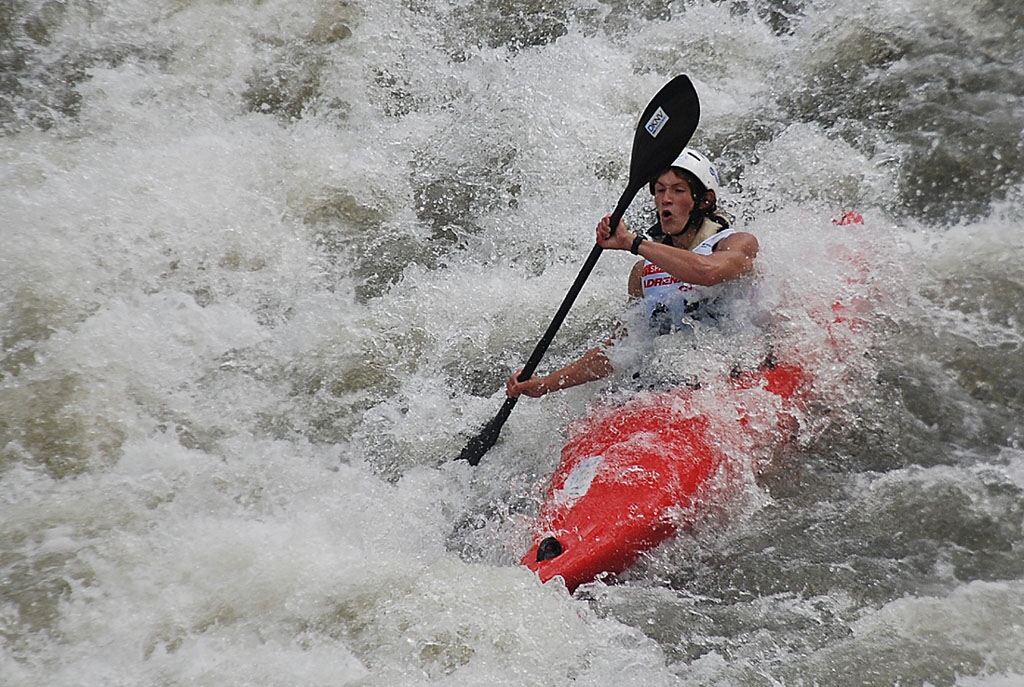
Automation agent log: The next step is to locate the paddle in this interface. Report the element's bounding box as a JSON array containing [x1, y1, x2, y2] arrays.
[[457, 74, 701, 466]]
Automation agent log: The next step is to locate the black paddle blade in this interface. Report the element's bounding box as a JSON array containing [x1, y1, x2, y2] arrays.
[[607, 75, 702, 227], [457, 396, 518, 466], [629, 75, 701, 191]]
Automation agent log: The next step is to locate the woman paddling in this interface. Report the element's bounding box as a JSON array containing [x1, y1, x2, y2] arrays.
[[506, 148, 760, 398]]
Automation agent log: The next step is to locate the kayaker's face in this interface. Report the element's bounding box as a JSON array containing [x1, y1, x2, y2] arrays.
[[652, 169, 697, 235]]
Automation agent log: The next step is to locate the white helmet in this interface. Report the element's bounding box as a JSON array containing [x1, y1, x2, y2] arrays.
[[668, 148, 721, 197]]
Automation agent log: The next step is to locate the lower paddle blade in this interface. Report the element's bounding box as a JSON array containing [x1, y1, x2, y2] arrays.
[[457, 397, 518, 466], [457, 421, 499, 466]]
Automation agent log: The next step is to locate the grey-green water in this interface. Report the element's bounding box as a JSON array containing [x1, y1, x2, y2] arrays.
[[3, 0, 1023, 684]]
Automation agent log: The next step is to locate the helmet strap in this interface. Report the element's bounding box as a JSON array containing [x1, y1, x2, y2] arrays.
[[684, 207, 707, 232]]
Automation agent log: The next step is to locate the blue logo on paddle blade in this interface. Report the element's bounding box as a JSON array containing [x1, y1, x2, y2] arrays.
[[645, 107, 669, 138]]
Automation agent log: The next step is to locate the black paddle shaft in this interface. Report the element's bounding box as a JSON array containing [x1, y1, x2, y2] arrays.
[[457, 75, 701, 465]]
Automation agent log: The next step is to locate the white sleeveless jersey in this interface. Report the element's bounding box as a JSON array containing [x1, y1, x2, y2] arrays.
[[640, 225, 737, 329]]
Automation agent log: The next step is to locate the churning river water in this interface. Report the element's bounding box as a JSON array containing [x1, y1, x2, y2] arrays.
[[2, 0, 1023, 685]]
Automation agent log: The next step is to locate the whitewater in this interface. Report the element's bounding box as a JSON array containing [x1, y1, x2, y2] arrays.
[[2, 0, 1023, 685]]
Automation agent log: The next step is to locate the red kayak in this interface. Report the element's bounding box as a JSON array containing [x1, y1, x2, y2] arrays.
[[519, 214, 874, 592], [521, 361, 808, 592]]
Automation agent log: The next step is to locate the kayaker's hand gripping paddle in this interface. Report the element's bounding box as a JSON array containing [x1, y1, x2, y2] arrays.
[[458, 75, 701, 465]]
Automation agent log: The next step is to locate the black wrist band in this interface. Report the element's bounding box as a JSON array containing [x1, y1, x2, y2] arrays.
[[629, 234, 645, 255]]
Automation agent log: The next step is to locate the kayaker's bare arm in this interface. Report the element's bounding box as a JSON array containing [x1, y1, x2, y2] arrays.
[[599, 216, 758, 286], [634, 231, 758, 285], [628, 259, 644, 299], [506, 340, 614, 398]]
